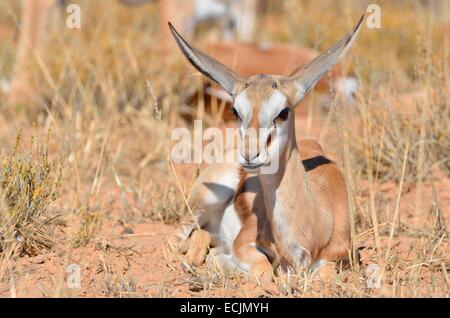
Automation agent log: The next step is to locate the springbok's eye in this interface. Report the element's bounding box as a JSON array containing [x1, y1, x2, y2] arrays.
[[272, 82, 278, 89], [275, 108, 290, 122], [231, 107, 240, 120]]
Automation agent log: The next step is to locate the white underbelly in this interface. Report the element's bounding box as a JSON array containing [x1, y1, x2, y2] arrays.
[[219, 202, 242, 255]]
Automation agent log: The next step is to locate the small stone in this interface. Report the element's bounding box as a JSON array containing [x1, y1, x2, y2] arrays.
[[32, 255, 47, 264], [121, 227, 134, 235]]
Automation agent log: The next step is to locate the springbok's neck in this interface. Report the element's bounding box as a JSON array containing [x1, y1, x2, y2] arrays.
[[257, 117, 316, 265], [257, 117, 315, 221]]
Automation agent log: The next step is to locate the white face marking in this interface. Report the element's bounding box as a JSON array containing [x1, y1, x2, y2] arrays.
[[233, 90, 292, 173], [259, 91, 287, 128], [234, 91, 252, 131]]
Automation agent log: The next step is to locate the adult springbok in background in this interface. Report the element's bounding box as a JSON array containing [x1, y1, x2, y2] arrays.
[[4, 0, 257, 108], [171, 16, 363, 283]]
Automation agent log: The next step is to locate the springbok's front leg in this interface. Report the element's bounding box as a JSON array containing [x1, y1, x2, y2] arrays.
[[175, 161, 240, 265], [233, 215, 273, 284], [180, 228, 211, 265]]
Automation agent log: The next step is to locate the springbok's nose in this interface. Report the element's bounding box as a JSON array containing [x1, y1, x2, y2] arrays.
[[244, 151, 261, 163]]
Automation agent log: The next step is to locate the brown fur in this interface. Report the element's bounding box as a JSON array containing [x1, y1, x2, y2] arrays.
[[170, 16, 363, 282], [179, 135, 350, 278]]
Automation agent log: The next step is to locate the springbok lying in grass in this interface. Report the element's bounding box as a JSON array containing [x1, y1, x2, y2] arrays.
[[171, 16, 364, 283]]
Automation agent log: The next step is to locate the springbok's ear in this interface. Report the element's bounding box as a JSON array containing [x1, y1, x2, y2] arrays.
[[168, 22, 243, 96], [285, 15, 364, 105]]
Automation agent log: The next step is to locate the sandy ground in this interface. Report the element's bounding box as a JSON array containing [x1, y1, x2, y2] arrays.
[[0, 105, 448, 298]]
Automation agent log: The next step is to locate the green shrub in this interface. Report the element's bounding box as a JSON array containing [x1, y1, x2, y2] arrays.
[[0, 133, 62, 256]]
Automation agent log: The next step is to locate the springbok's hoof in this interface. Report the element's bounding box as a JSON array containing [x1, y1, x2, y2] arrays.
[[186, 229, 211, 266]]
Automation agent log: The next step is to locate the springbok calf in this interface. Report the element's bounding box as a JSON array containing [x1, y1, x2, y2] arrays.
[[171, 16, 364, 283]]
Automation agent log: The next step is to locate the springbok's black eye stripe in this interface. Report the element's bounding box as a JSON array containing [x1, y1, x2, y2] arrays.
[[276, 108, 290, 121], [231, 107, 240, 120]]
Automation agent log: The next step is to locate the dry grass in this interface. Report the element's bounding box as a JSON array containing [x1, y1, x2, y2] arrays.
[[0, 0, 448, 297], [0, 133, 62, 257], [350, 52, 449, 183]]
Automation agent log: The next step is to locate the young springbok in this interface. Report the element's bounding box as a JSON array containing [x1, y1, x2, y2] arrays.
[[171, 16, 364, 283]]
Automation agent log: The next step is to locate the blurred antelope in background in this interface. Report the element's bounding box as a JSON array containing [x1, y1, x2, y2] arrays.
[[197, 42, 359, 117], [4, 0, 357, 117], [172, 16, 364, 282], [184, 41, 359, 123], [159, 0, 258, 52], [4, 0, 258, 108]]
